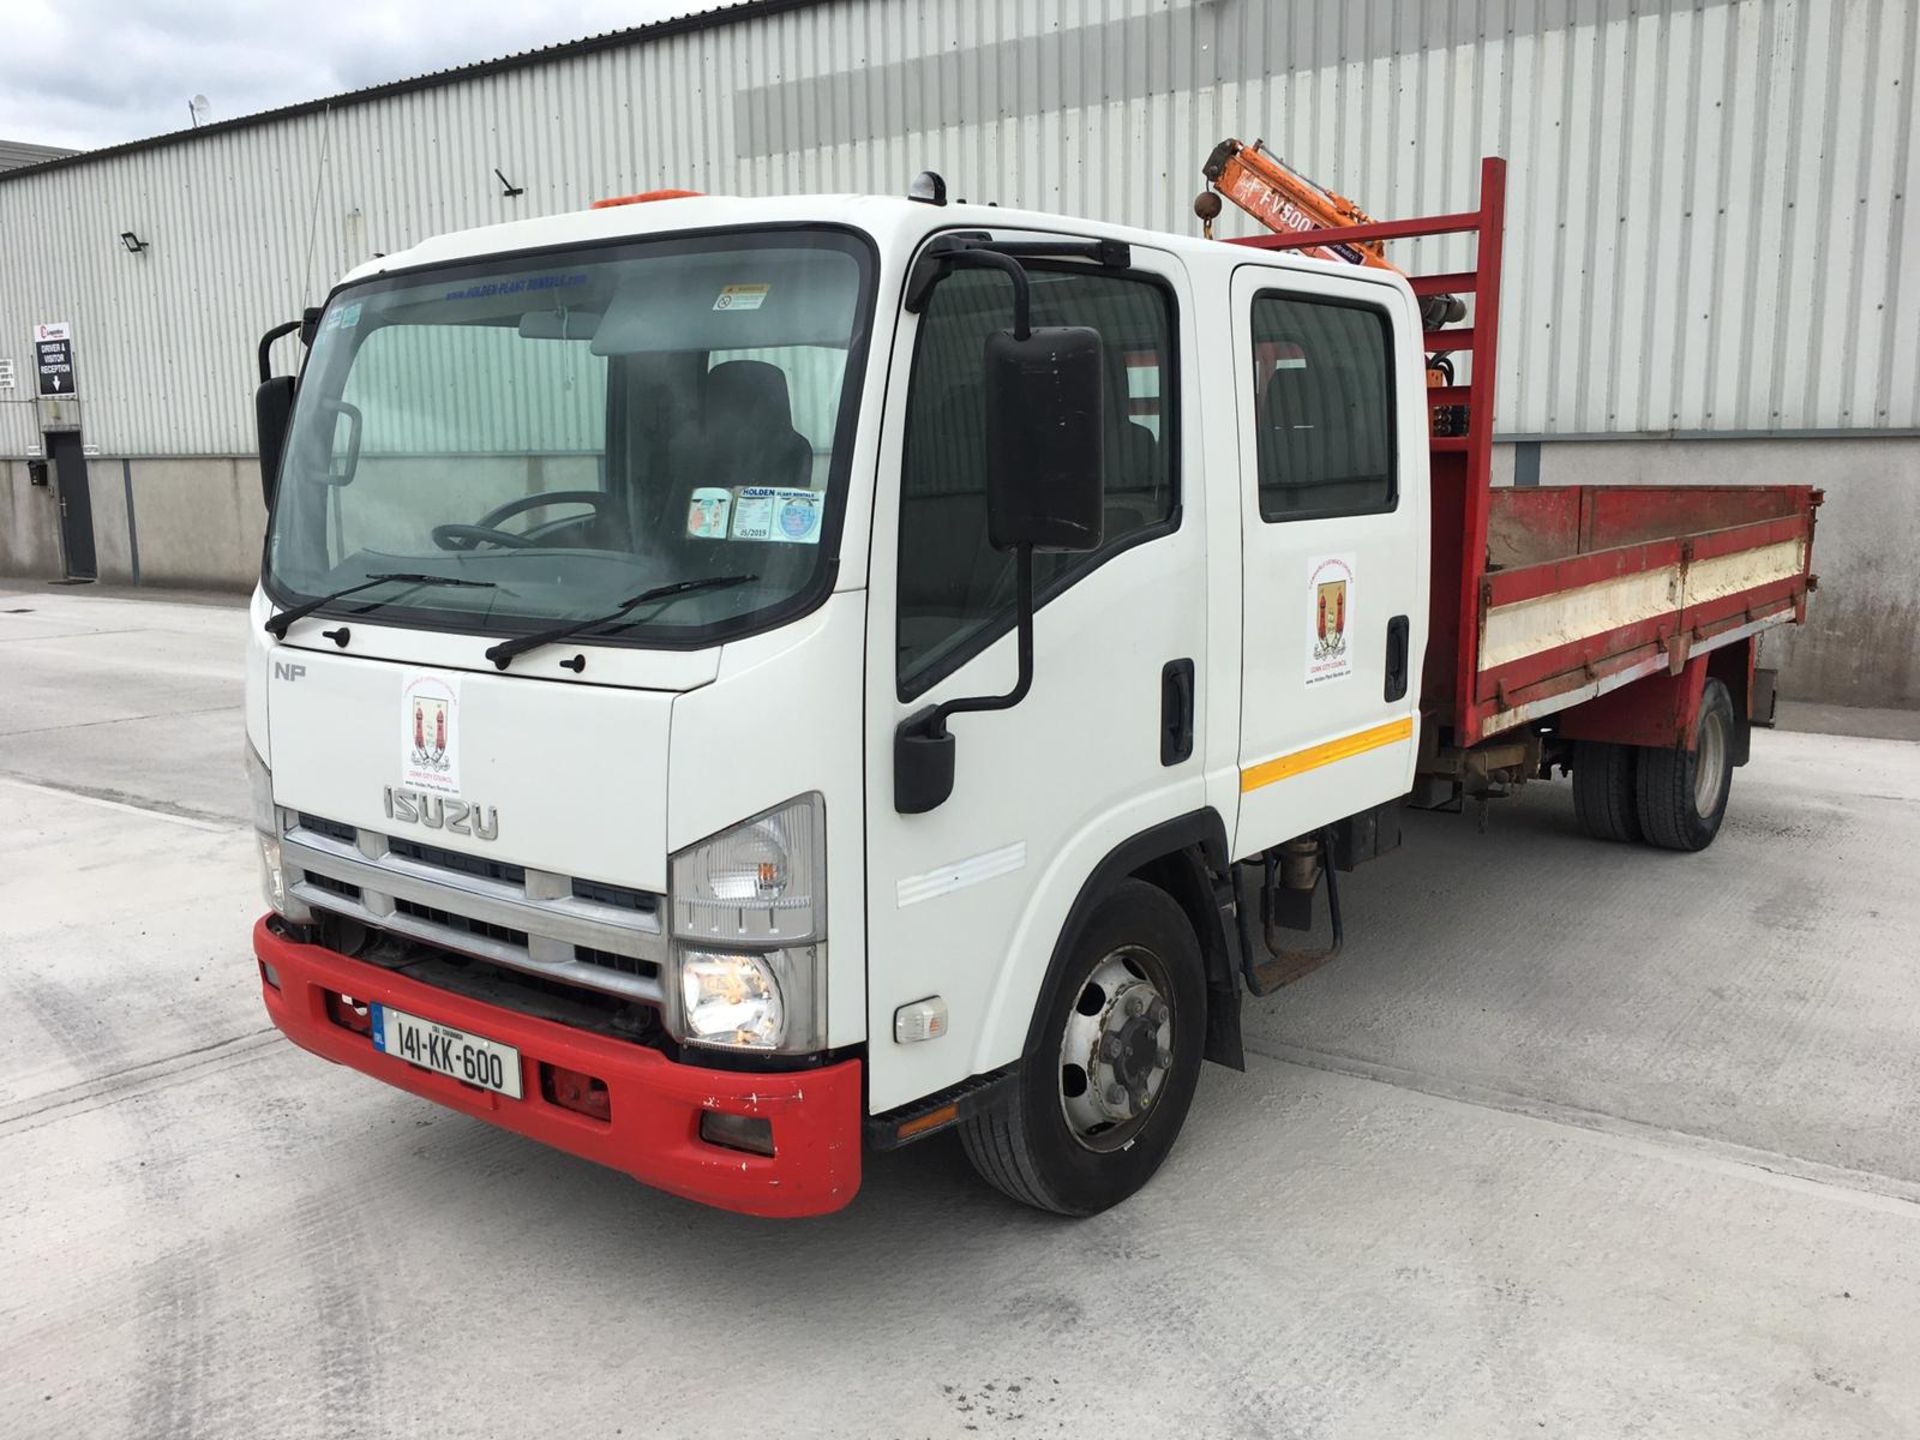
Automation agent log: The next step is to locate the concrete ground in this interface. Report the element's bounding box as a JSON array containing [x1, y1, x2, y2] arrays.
[[3, 583, 1918, 1440]]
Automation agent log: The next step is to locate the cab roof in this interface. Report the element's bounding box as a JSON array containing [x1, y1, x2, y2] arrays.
[[340, 190, 1347, 288]]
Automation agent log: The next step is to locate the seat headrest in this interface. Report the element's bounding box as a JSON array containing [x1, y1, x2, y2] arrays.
[[706, 359, 795, 431]]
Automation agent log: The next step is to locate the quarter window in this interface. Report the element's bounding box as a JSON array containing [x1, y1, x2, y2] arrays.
[[1250, 293, 1396, 521], [897, 264, 1178, 695]]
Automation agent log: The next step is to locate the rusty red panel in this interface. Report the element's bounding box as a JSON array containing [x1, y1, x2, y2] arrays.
[[1487, 488, 1585, 569], [1475, 590, 1801, 723], [1557, 657, 1712, 751], [1486, 536, 1687, 608], [1581, 486, 1811, 552], [1477, 613, 1676, 707], [1686, 512, 1810, 563], [1679, 575, 1808, 634]]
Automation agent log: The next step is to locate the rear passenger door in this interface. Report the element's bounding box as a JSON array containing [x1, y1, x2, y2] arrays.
[[1231, 265, 1429, 858]]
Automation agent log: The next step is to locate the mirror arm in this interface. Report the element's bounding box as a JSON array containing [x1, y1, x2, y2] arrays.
[[922, 249, 1033, 340], [257, 319, 301, 383], [892, 546, 1035, 814], [928, 543, 1035, 732]]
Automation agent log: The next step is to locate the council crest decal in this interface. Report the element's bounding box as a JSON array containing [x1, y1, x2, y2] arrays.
[[401, 672, 462, 795], [1306, 554, 1355, 686]]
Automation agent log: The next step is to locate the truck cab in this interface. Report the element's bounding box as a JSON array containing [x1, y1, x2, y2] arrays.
[[247, 177, 1806, 1217]]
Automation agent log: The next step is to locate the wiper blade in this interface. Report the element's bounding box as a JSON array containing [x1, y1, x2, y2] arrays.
[[263, 572, 495, 639], [483, 574, 757, 670]]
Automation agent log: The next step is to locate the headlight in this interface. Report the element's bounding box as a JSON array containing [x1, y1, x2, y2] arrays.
[[257, 832, 290, 912], [668, 795, 825, 1053], [245, 744, 307, 920], [245, 743, 278, 835]]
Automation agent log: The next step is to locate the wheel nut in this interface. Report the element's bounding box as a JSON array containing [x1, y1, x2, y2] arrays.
[[1101, 1034, 1123, 1061], [1105, 1083, 1130, 1109], [1149, 1001, 1169, 1026], [1125, 995, 1145, 1018], [1155, 1048, 1172, 1069]]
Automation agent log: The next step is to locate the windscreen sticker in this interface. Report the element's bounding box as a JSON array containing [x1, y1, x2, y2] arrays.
[[687, 487, 733, 539], [441, 273, 589, 302], [1306, 554, 1355, 686], [400, 672, 462, 796], [712, 283, 771, 312], [324, 301, 363, 332], [730, 486, 823, 544]]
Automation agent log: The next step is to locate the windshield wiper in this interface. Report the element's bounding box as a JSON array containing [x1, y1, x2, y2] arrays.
[[264, 572, 496, 639], [483, 574, 758, 670]]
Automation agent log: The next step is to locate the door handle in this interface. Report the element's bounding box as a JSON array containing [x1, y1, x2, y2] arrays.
[[1161, 658, 1195, 766], [1384, 616, 1410, 703]]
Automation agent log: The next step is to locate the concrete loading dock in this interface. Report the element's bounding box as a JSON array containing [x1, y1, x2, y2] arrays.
[[4, 584, 1917, 1437]]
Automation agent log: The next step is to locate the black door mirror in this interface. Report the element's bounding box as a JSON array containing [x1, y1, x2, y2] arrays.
[[255, 375, 295, 508], [983, 325, 1105, 553], [255, 318, 304, 508]]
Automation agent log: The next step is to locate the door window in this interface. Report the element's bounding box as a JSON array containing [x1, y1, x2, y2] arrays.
[[896, 264, 1178, 696], [1249, 293, 1396, 522]]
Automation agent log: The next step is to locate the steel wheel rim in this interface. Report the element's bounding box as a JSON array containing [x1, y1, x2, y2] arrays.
[[1694, 706, 1728, 817], [1057, 946, 1175, 1153]]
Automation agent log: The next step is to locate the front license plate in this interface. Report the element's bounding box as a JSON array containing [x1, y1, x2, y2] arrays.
[[371, 1003, 523, 1099]]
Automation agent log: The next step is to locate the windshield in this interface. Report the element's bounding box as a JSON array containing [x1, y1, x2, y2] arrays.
[[264, 227, 874, 645]]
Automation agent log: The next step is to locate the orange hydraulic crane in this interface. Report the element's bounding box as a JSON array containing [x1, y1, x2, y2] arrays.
[[1197, 138, 1467, 426], [1195, 139, 1396, 270]]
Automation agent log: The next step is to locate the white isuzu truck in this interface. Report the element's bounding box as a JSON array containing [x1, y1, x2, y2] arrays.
[[246, 163, 1817, 1216]]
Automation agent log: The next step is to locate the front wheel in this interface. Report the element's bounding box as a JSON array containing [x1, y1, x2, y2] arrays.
[[960, 879, 1206, 1216], [1635, 677, 1736, 851]]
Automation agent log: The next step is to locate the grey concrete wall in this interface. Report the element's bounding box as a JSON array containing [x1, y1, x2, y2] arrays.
[[1513, 436, 1920, 711], [115, 457, 268, 589], [0, 459, 64, 578]]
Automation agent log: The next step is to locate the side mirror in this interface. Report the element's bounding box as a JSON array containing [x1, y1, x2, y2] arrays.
[[255, 318, 303, 508], [255, 375, 295, 507], [983, 326, 1106, 553]]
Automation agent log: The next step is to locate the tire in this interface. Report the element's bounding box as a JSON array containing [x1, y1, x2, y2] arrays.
[[1635, 678, 1736, 852], [959, 878, 1206, 1216], [1571, 740, 1642, 843]]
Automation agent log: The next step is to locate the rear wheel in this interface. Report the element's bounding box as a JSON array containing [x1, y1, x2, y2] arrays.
[[1571, 740, 1642, 843], [959, 879, 1205, 1216], [1635, 678, 1736, 852]]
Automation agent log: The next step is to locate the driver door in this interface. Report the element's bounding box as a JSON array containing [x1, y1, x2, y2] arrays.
[[861, 244, 1211, 1113]]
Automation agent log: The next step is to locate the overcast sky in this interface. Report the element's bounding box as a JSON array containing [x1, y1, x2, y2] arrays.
[[0, 0, 702, 152]]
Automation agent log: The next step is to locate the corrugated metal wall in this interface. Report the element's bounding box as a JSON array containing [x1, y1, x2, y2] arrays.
[[1, 0, 1913, 458]]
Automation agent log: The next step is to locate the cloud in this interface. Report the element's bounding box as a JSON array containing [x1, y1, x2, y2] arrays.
[[0, 0, 699, 151]]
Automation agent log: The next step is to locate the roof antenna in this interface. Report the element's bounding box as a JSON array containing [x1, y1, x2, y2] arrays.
[[495, 168, 525, 199], [188, 94, 210, 128]]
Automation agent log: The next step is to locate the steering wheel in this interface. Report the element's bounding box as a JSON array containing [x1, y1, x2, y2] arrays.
[[431, 523, 545, 551], [432, 490, 620, 551]]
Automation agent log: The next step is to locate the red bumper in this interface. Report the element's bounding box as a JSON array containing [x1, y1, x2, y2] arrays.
[[253, 917, 861, 1218]]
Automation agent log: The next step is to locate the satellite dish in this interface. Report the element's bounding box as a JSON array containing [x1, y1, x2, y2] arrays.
[[188, 95, 211, 127]]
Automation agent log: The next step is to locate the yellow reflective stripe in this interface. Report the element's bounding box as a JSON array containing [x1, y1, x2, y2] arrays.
[[1240, 716, 1415, 793]]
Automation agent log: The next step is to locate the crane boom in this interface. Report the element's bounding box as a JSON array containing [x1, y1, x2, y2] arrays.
[[1197, 138, 1398, 271]]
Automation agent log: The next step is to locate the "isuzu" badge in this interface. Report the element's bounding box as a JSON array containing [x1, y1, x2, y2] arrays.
[[383, 786, 499, 841]]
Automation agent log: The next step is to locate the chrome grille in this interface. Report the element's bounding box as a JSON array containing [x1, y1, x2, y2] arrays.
[[281, 814, 666, 1005]]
